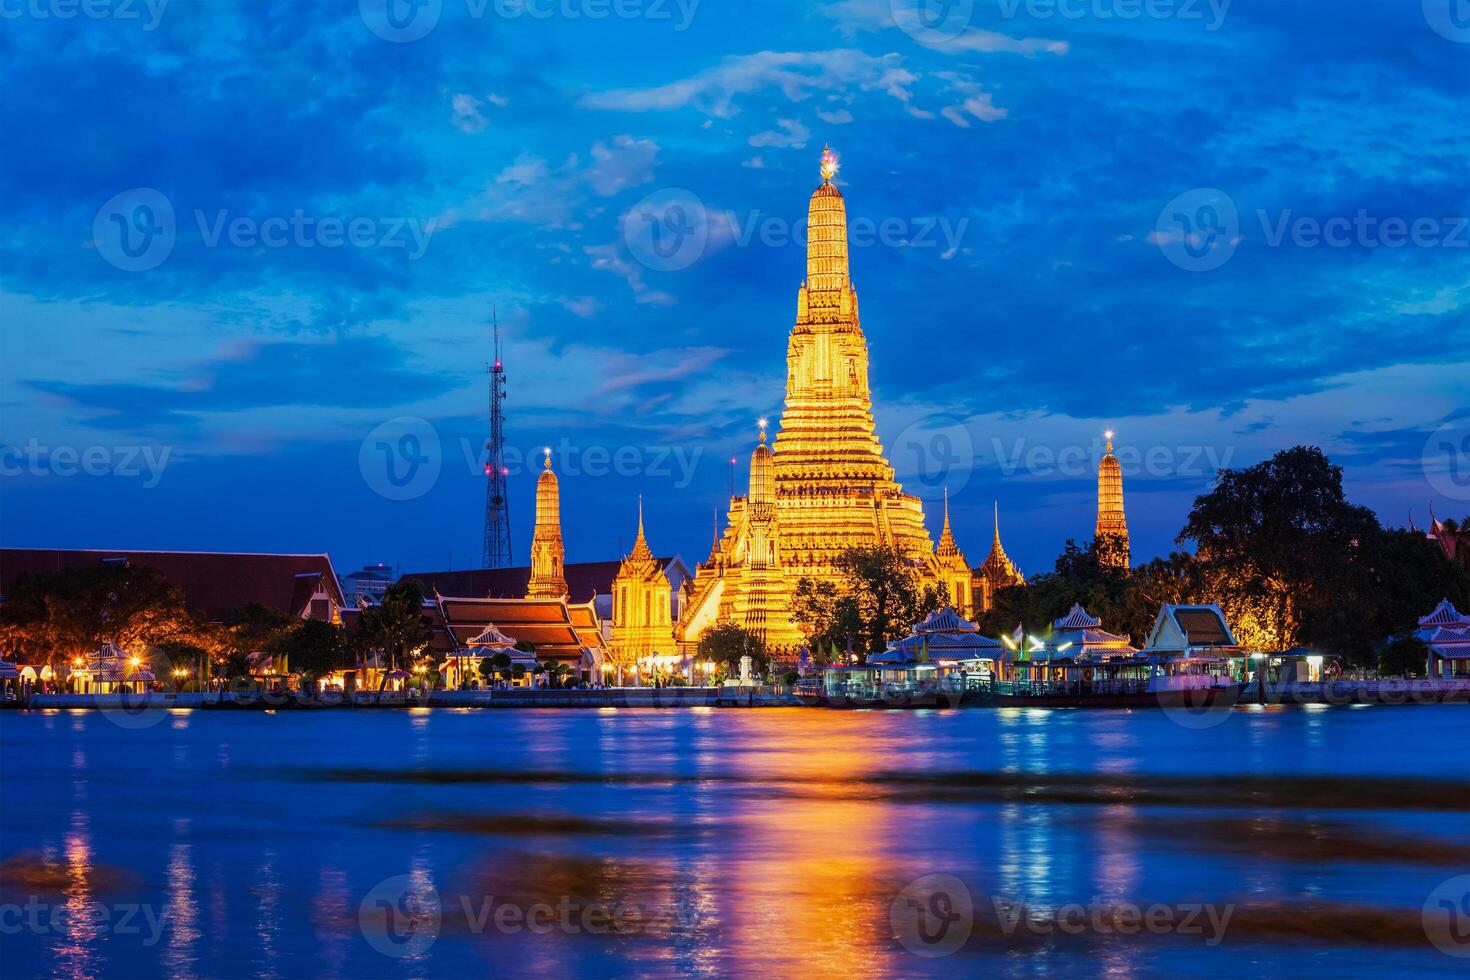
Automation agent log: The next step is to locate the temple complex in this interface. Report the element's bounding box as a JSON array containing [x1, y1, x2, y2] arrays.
[[675, 148, 988, 652], [1095, 430, 1130, 568]]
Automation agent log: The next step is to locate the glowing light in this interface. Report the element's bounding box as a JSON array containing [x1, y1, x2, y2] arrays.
[[129, 656, 141, 668], [757, 417, 768, 430], [1104, 429, 1115, 441], [820, 145, 839, 182]]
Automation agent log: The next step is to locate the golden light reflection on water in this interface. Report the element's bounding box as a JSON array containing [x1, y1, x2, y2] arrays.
[[164, 819, 199, 980]]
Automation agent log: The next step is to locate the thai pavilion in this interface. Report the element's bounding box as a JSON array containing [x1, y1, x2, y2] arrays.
[[1002, 604, 1147, 691], [68, 643, 155, 694], [817, 606, 1002, 699], [1416, 598, 1470, 678]]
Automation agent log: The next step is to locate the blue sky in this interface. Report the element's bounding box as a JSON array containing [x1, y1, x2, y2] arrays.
[[2, 0, 1468, 579]]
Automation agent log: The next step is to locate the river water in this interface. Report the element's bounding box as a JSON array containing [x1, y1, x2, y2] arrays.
[[1, 705, 1467, 978]]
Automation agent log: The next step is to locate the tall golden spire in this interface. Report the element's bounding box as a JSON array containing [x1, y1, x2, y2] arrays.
[[1095, 429, 1130, 568], [627, 494, 655, 563], [527, 447, 568, 598], [936, 486, 962, 558], [981, 501, 1022, 582]]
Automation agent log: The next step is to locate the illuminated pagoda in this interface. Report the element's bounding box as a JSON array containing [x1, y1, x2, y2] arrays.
[[676, 147, 966, 651], [934, 488, 976, 616], [1095, 430, 1130, 568], [610, 497, 677, 666], [526, 448, 568, 599], [975, 501, 1025, 612]]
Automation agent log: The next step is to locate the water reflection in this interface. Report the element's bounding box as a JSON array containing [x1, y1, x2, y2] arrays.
[[0, 707, 1466, 977]]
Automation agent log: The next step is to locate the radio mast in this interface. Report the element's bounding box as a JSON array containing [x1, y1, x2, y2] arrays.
[[482, 311, 512, 568]]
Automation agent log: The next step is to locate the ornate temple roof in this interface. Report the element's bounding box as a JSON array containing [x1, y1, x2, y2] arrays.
[[1054, 604, 1102, 629], [1420, 597, 1470, 627], [979, 501, 1024, 586]]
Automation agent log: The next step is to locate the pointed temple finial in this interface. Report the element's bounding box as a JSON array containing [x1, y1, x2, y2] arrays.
[[543, 446, 552, 470], [943, 486, 951, 531], [1104, 429, 1115, 454], [993, 500, 1001, 545], [820, 144, 838, 183], [757, 416, 768, 445], [637, 494, 646, 539]]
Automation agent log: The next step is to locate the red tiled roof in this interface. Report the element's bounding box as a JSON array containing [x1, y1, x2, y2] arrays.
[[431, 595, 604, 665], [400, 558, 679, 605], [0, 548, 343, 622]]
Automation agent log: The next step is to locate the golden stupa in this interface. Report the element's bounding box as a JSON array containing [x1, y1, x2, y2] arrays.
[[676, 147, 1007, 651]]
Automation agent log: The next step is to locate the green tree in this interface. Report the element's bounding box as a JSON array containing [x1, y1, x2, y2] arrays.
[[356, 581, 431, 672], [275, 619, 346, 684], [0, 563, 208, 670], [1377, 634, 1428, 677], [698, 621, 767, 674], [1178, 446, 1381, 654], [793, 546, 947, 657]]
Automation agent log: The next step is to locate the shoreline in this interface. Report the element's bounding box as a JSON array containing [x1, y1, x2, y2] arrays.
[[6, 678, 1469, 712]]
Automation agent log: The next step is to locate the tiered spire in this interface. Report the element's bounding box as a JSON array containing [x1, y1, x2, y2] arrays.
[[527, 447, 568, 599], [936, 487, 962, 558], [981, 501, 1022, 584], [1095, 429, 1130, 568], [627, 495, 655, 565]]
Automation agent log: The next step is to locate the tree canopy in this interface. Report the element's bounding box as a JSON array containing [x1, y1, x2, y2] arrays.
[[792, 545, 948, 657], [0, 563, 213, 669]]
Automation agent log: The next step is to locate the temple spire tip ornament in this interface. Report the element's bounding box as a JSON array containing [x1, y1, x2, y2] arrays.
[[820, 144, 838, 184]]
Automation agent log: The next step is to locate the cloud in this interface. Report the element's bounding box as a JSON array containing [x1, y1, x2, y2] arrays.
[[451, 136, 659, 227], [817, 108, 854, 124], [585, 243, 676, 306], [28, 336, 453, 431], [586, 136, 659, 196], [451, 94, 490, 133], [749, 118, 811, 149], [579, 50, 929, 119], [941, 94, 1008, 127], [822, 0, 1068, 56]]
